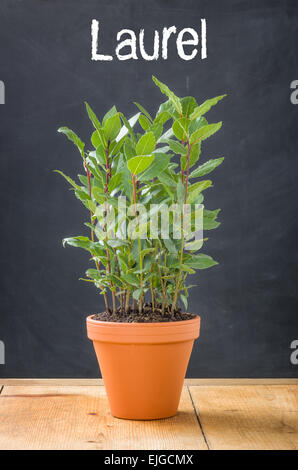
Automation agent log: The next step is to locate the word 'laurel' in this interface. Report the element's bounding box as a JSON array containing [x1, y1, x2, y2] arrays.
[[91, 19, 207, 61]]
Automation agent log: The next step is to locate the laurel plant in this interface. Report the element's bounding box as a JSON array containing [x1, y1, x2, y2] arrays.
[[57, 77, 225, 317]]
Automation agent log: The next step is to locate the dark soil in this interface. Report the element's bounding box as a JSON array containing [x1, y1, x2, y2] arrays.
[[91, 303, 196, 323]]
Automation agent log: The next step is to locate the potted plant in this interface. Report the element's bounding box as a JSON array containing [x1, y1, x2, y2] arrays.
[[57, 77, 225, 420]]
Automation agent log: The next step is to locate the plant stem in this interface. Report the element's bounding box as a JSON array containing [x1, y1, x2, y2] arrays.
[[172, 141, 192, 311], [150, 280, 155, 313], [125, 288, 130, 311], [132, 174, 143, 314], [150, 242, 158, 313], [103, 293, 109, 312], [115, 252, 124, 310], [84, 161, 109, 313], [104, 141, 117, 314], [157, 261, 166, 315]]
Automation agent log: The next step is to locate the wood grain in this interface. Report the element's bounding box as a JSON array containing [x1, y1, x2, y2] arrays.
[[1, 378, 297, 387], [0, 385, 207, 450], [189, 385, 298, 450]]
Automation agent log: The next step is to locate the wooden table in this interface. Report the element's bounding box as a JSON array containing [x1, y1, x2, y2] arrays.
[[0, 379, 297, 450]]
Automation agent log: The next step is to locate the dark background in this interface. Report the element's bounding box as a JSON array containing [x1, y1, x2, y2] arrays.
[[0, 0, 297, 378]]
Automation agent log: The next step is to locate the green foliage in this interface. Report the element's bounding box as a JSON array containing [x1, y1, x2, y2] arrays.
[[104, 113, 122, 141], [152, 76, 182, 116], [190, 122, 222, 144], [56, 77, 226, 315], [172, 118, 190, 141], [190, 95, 226, 120], [57, 127, 85, 156], [189, 157, 224, 178], [127, 155, 155, 175], [136, 132, 156, 155]]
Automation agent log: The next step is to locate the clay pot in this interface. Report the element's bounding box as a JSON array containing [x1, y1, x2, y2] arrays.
[[86, 315, 200, 420]]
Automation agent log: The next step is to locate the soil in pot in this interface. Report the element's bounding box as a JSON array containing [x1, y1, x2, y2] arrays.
[[91, 302, 197, 323]]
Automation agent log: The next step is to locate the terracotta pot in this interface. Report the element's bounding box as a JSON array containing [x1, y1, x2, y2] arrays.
[[86, 315, 201, 420]]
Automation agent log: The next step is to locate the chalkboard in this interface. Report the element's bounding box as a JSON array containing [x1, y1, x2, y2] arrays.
[[0, 0, 297, 378]]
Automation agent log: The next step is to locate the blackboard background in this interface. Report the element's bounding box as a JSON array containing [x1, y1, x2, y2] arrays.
[[0, 0, 297, 378]]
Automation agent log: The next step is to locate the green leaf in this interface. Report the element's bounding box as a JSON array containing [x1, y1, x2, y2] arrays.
[[132, 288, 143, 300], [109, 138, 124, 156], [92, 186, 105, 204], [122, 164, 133, 199], [184, 239, 204, 252], [124, 139, 136, 161], [181, 264, 196, 274], [57, 127, 85, 156], [189, 157, 224, 178], [86, 155, 104, 181], [117, 112, 140, 142], [184, 253, 218, 269], [86, 268, 101, 280], [166, 254, 180, 268], [109, 173, 123, 193], [190, 95, 226, 120], [119, 113, 136, 143], [158, 127, 174, 144], [102, 105, 117, 126], [172, 118, 190, 141], [95, 145, 107, 167], [149, 122, 163, 141], [54, 170, 81, 191], [188, 116, 208, 136], [107, 239, 128, 248], [75, 190, 96, 212], [177, 180, 185, 205], [203, 209, 221, 230], [181, 142, 201, 171], [141, 247, 154, 257], [180, 294, 188, 310], [181, 96, 197, 117], [152, 76, 182, 115], [117, 253, 129, 269], [63, 236, 92, 251], [187, 180, 212, 203], [122, 273, 139, 286], [154, 110, 171, 125], [139, 153, 171, 181], [158, 170, 177, 187], [163, 238, 177, 254], [104, 113, 122, 141], [127, 155, 155, 175], [167, 139, 188, 155], [85, 222, 105, 241], [154, 145, 170, 154], [91, 129, 106, 149], [156, 100, 180, 120], [85, 102, 101, 130], [134, 102, 153, 122], [190, 122, 222, 144], [136, 132, 156, 155], [78, 174, 88, 187], [139, 114, 151, 131]]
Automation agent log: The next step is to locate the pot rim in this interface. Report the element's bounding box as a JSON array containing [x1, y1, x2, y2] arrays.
[[86, 314, 200, 327], [86, 314, 201, 344]]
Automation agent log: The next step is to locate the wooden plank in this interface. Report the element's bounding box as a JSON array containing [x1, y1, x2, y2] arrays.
[[0, 379, 104, 387], [0, 385, 207, 450], [185, 378, 298, 386], [190, 385, 298, 450], [1, 378, 298, 387]]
